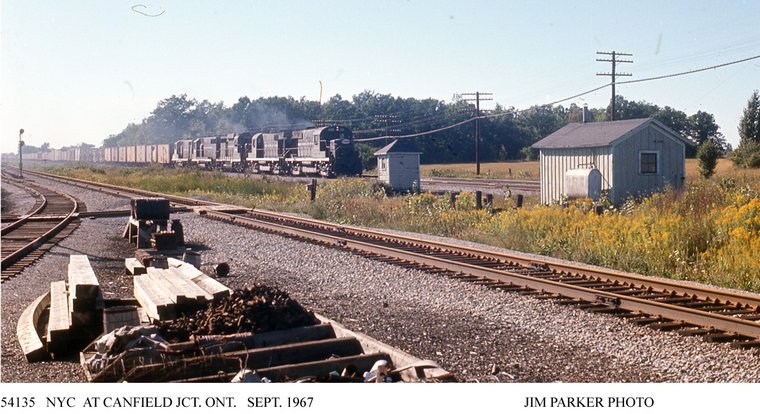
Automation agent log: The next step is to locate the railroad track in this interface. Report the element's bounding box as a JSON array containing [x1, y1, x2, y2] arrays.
[[21, 169, 760, 348], [420, 176, 540, 192], [1, 171, 83, 282]]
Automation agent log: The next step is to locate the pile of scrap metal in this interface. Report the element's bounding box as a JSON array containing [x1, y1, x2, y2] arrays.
[[80, 282, 453, 383], [80, 319, 453, 383], [155, 286, 320, 342], [123, 198, 184, 250]]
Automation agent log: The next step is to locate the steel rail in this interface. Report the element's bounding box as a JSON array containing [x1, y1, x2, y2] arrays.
[[21, 169, 760, 340], [244, 209, 760, 310], [1, 183, 80, 271], [199, 209, 760, 340], [1, 183, 47, 236], [421, 176, 540, 191]]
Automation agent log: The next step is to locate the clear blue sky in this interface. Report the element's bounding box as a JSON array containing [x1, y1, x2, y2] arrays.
[[2, 0, 759, 154]]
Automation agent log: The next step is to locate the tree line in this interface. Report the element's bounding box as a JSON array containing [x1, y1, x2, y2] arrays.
[[28, 90, 760, 170]]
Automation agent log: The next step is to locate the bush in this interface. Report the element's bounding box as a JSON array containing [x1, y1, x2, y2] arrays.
[[730, 140, 760, 168], [696, 140, 720, 178]]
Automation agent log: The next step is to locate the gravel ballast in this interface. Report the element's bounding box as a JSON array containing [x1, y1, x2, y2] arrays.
[[1, 180, 37, 219], [2, 174, 759, 382]]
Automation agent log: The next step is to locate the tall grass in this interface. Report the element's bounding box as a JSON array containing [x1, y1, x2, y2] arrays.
[[42, 164, 760, 292], [47, 165, 312, 213], [311, 176, 760, 292]]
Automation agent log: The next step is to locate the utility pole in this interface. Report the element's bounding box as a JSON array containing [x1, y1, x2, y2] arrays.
[[374, 115, 401, 146], [462, 92, 492, 175], [596, 51, 632, 121], [18, 129, 25, 178]]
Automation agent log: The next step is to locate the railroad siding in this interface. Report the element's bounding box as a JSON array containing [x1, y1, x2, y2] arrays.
[[539, 147, 613, 205]]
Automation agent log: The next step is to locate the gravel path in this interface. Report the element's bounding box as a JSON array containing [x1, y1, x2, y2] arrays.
[[2, 174, 759, 382], [1, 180, 37, 220]]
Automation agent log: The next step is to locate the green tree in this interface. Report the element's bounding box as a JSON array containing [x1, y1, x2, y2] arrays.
[[686, 111, 726, 156], [729, 140, 760, 168], [730, 91, 760, 168], [653, 106, 689, 136], [696, 140, 720, 178], [609, 96, 659, 121], [738, 90, 760, 145]]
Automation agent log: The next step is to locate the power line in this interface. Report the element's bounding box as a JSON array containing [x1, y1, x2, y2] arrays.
[[353, 117, 476, 142], [356, 52, 760, 143], [597, 51, 633, 120], [617, 53, 760, 85], [374, 115, 402, 146]]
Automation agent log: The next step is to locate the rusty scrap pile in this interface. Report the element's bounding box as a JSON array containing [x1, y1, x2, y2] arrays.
[[157, 286, 319, 342]]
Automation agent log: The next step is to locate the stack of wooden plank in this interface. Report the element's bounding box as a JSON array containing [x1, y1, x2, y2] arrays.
[[68, 255, 101, 328], [133, 258, 231, 321], [45, 255, 102, 356], [167, 258, 231, 300]]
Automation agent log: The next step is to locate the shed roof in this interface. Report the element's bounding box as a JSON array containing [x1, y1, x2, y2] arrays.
[[531, 118, 689, 149], [374, 139, 422, 156]]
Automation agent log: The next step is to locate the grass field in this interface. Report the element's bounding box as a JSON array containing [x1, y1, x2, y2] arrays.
[[421, 158, 760, 181], [421, 161, 540, 180]]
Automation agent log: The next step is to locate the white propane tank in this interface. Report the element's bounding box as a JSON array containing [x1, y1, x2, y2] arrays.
[[564, 168, 602, 200]]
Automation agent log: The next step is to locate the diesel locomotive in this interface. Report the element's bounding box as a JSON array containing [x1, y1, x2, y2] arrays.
[[22, 126, 363, 177]]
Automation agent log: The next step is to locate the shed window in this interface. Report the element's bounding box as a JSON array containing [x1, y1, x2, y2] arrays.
[[380, 158, 387, 171], [640, 152, 658, 174]]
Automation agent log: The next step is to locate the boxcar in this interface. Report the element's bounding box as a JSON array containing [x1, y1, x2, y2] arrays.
[[136, 145, 147, 163]]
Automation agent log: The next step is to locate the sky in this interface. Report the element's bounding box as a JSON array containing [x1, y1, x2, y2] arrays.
[[1, 0, 759, 155]]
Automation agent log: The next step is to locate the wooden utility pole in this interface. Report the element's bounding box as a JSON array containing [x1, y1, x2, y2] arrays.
[[18, 129, 25, 178], [596, 51, 632, 121], [374, 115, 401, 146], [462, 92, 492, 175]]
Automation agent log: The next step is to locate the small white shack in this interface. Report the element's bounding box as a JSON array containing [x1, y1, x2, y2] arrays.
[[532, 118, 691, 205], [374, 139, 422, 192]]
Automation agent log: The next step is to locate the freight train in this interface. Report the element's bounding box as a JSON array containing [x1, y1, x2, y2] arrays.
[[20, 126, 363, 177]]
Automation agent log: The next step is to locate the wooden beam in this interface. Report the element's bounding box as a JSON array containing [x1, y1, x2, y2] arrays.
[[68, 255, 99, 299], [124, 258, 146, 275], [167, 257, 231, 299], [133, 274, 175, 320], [163, 267, 213, 301], [47, 280, 71, 353], [17, 291, 50, 362]]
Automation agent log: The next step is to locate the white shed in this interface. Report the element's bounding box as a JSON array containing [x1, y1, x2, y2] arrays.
[[374, 140, 422, 191], [532, 118, 691, 205]]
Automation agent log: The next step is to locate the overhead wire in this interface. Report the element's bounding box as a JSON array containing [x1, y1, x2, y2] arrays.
[[618, 54, 760, 86], [356, 52, 760, 143]]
